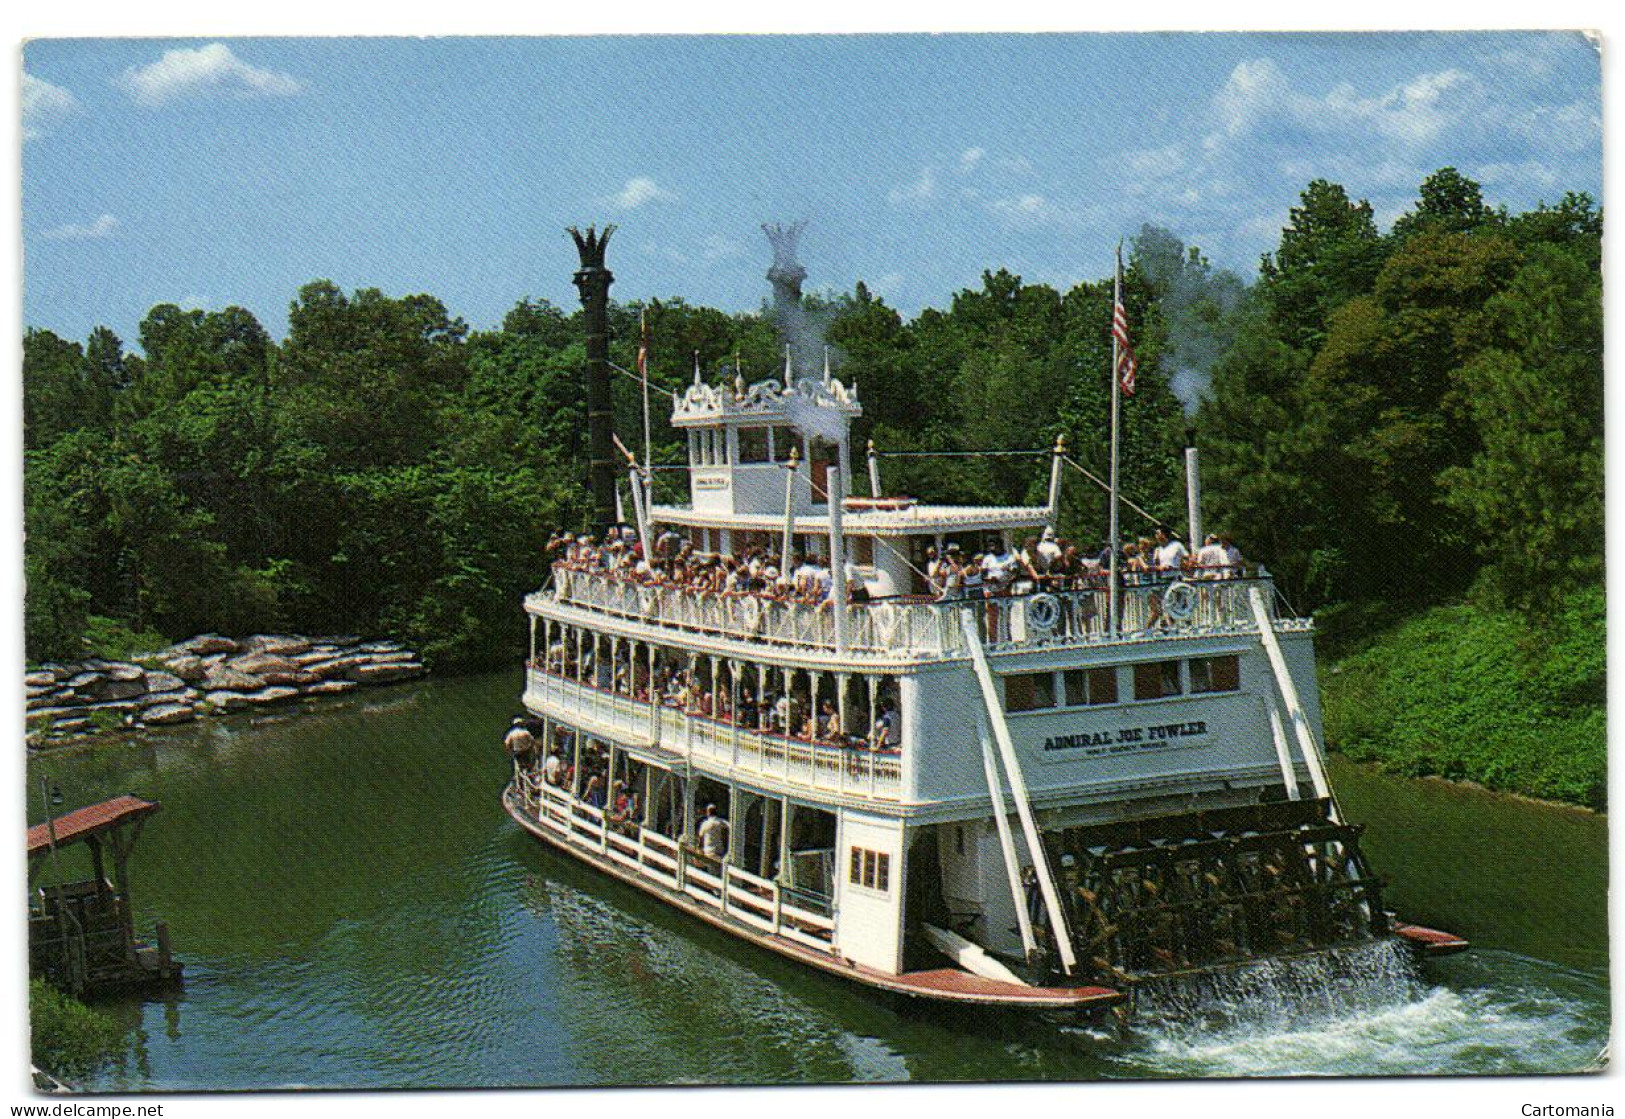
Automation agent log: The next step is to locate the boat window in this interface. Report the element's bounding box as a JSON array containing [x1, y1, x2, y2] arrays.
[[1133, 660, 1183, 701], [1004, 672, 1056, 712], [850, 535, 875, 566], [1063, 666, 1119, 706], [738, 426, 770, 464], [1190, 655, 1241, 694], [771, 426, 797, 462], [849, 847, 890, 892]]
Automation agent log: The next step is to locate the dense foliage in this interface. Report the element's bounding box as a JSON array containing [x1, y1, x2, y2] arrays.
[[22, 167, 1605, 798], [29, 979, 121, 1080]]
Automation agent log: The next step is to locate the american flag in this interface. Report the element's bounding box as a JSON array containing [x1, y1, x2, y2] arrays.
[[1112, 295, 1138, 396]]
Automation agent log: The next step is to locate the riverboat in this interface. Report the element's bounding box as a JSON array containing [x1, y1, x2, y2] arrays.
[[501, 227, 1466, 1021]]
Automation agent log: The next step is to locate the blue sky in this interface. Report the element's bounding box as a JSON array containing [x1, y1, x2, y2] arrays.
[[21, 32, 1601, 350]]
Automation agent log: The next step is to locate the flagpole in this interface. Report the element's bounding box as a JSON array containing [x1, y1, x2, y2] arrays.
[[1108, 243, 1123, 637], [639, 309, 653, 508]]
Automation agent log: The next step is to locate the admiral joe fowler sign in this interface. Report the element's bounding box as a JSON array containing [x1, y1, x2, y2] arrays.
[[1043, 720, 1210, 757]]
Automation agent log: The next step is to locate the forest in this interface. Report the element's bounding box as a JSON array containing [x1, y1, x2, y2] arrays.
[[22, 168, 1604, 803]]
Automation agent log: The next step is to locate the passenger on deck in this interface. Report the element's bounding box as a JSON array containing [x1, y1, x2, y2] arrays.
[[872, 700, 898, 750], [698, 804, 730, 861], [543, 748, 563, 786], [1153, 527, 1189, 574], [1195, 533, 1227, 577], [583, 775, 606, 810], [1220, 533, 1244, 573]]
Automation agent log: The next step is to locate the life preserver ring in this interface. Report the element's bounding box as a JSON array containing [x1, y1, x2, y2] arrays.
[[1162, 580, 1198, 622], [1026, 593, 1062, 633]]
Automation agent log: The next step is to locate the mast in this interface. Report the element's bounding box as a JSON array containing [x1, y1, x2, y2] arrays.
[[570, 225, 617, 536], [1108, 244, 1123, 636]]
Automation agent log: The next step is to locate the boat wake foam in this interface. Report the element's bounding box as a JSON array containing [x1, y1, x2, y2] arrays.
[[1115, 941, 1606, 1077]]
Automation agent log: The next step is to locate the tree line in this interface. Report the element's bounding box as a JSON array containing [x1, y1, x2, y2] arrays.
[[23, 168, 1601, 670]]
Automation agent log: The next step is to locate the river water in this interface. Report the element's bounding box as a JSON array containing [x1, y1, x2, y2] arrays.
[[26, 670, 1609, 1088]]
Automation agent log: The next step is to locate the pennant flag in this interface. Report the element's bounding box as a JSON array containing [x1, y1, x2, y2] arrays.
[[1112, 296, 1138, 396]]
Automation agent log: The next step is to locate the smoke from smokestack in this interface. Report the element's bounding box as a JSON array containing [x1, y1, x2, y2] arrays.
[[1132, 224, 1247, 418], [762, 221, 837, 382]]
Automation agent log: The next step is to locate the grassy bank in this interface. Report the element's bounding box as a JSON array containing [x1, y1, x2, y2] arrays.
[[1321, 587, 1605, 809]]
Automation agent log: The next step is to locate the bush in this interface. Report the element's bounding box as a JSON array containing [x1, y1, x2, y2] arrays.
[[29, 979, 121, 1081], [1321, 587, 1606, 807]]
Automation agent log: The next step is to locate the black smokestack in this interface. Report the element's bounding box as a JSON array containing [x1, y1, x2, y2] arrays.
[[570, 224, 617, 535], [763, 221, 820, 379]]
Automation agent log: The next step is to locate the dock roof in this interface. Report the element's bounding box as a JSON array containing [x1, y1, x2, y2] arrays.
[[27, 795, 160, 858]]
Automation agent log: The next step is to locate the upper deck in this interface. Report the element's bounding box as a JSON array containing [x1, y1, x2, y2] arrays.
[[531, 564, 1307, 665]]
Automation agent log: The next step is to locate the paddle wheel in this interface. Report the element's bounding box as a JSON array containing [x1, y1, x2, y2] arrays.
[[1056, 799, 1389, 985]]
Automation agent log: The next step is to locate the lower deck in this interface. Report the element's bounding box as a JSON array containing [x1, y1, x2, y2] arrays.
[[504, 773, 1122, 1013]]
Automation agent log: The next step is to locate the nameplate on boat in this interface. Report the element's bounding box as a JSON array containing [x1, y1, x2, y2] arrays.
[[1042, 720, 1209, 757], [694, 476, 729, 491]]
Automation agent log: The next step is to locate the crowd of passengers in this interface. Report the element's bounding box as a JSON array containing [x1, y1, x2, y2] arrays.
[[545, 523, 1247, 605], [506, 722, 644, 827], [540, 637, 900, 753]]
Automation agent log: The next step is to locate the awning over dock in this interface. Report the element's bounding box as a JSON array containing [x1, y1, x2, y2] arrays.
[[28, 795, 160, 858]]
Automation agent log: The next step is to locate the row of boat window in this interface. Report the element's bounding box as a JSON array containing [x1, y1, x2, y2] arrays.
[[1003, 655, 1241, 713]]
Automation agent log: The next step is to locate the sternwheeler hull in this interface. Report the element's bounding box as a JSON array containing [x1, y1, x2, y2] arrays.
[[503, 785, 1124, 1016]]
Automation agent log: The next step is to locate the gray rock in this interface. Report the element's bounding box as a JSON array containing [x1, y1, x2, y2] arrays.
[[203, 690, 255, 712], [358, 640, 405, 654], [204, 665, 265, 692], [162, 654, 207, 682], [144, 670, 186, 694], [26, 706, 77, 726], [228, 652, 298, 676], [142, 703, 197, 726], [83, 699, 144, 715], [105, 662, 145, 682], [41, 663, 77, 682], [292, 650, 338, 666], [87, 674, 148, 703], [50, 717, 95, 734], [24, 671, 56, 688], [301, 679, 359, 697], [182, 634, 239, 655], [240, 634, 312, 656], [245, 685, 300, 706], [25, 684, 55, 702], [306, 655, 369, 681], [140, 689, 191, 707], [354, 661, 426, 684], [66, 671, 102, 690], [360, 650, 418, 665]]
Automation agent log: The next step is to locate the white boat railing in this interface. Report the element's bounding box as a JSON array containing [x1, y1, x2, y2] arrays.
[[512, 776, 837, 953], [541, 566, 1303, 658], [527, 667, 904, 802]]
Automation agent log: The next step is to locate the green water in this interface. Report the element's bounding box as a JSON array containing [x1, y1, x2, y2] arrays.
[[26, 671, 1609, 1088]]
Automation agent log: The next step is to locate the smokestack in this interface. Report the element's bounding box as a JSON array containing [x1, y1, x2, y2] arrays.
[[1184, 428, 1203, 553], [570, 224, 617, 535]]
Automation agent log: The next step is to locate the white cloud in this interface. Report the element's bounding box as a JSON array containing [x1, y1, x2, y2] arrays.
[[958, 147, 985, 173], [116, 43, 301, 107], [605, 176, 676, 210], [40, 214, 119, 241], [887, 166, 937, 206], [986, 193, 1097, 231], [22, 71, 78, 139]]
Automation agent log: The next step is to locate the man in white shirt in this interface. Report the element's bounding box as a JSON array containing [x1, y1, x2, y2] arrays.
[[543, 749, 563, 786], [1036, 526, 1062, 571], [698, 804, 730, 861], [1153, 527, 1189, 573], [981, 538, 1017, 589], [1195, 533, 1227, 577], [1220, 534, 1244, 573]]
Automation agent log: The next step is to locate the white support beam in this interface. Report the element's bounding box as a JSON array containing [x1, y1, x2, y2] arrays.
[[1266, 695, 1301, 801], [1249, 586, 1335, 815], [980, 733, 1038, 960], [959, 611, 1077, 974]]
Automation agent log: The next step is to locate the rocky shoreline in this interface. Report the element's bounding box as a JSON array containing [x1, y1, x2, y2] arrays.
[[25, 633, 427, 748]]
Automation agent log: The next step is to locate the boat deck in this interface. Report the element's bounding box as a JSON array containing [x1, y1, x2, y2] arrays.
[[503, 784, 1122, 1013]]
